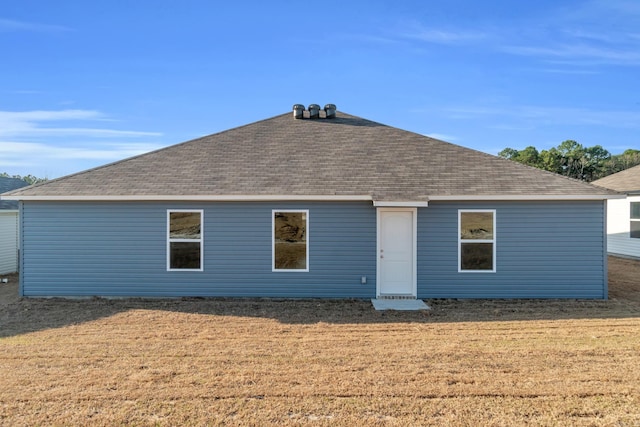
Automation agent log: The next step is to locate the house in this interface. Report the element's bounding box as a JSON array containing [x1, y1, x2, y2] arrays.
[[0, 177, 30, 274], [593, 164, 640, 259], [1, 105, 621, 299]]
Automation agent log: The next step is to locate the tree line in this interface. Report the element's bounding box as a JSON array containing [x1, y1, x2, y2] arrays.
[[0, 172, 48, 185], [498, 141, 640, 182]]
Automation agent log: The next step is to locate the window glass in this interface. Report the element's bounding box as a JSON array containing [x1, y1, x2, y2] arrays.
[[461, 243, 494, 270], [631, 202, 640, 220], [631, 219, 640, 239], [170, 212, 201, 239], [168, 210, 202, 270], [170, 242, 201, 269], [459, 210, 495, 272], [273, 211, 307, 270], [460, 211, 494, 240]]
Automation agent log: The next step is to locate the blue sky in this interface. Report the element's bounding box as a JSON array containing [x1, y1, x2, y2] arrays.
[[1, 0, 639, 178]]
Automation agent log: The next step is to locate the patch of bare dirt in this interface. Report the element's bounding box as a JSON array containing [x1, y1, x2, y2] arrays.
[[608, 255, 640, 303], [0, 272, 18, 307], [1, 256, 638, 321]]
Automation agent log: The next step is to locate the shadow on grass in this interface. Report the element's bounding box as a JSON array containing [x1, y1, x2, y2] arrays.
[[1, 293, 639, 339], [2, 256, 638, 339]]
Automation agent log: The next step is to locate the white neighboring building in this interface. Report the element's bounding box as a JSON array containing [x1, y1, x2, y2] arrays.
[[0, 177, 30, 274], [0, 210, 19, 274], [593, 164, 640, 259]]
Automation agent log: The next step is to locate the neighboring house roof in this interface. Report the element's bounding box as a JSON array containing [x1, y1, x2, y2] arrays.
[[2, 110, 618, 202], [592, 164, 640, 194], [0, 177, 30, 209]]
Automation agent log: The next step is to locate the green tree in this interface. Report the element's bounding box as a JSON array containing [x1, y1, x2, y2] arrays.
[[603, 149, 640, 176], [497, 147, 520, 161], [498, 146, 541, 168], [518, 146, 542, 168], [539, 147, 562, 174], [582, 145, 611, 180], [555, 140, 584, 179], [499, 140, 615, 182], [0, 172, 48, 185]]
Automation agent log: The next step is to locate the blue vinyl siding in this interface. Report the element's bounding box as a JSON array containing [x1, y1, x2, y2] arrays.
[[20, 202, 377, 297], [20, 200, 607, 299], [418, 201, 607, 299]]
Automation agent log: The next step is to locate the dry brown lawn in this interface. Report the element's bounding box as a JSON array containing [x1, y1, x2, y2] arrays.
[[1, 257, 639, 426]]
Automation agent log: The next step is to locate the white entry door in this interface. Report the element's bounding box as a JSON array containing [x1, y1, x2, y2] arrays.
[[377, 209, 416, 297]]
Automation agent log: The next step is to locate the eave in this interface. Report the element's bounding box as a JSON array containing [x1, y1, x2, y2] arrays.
[[0, 193, 622, 202], [427, 194, 623, 201]]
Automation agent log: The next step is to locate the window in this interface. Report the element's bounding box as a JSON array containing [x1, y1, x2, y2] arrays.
[[273, 210, 308, 272], [167, 210, 203, 271], [631, 202, 640, 238], [459, 210, 496, 272]]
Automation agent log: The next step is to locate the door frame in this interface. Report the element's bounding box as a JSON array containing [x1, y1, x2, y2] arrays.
[[376, 207, 417, 298]]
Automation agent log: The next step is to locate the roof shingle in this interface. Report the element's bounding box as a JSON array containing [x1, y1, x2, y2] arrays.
[[592, 164, 640, 194], [2, 111, 617, 200]]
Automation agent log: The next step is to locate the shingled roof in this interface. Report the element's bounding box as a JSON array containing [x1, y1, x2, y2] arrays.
[[2, 110, 617, 201], [592, 164, 640, 194]]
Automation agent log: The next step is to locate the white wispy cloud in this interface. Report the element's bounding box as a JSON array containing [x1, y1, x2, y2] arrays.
[[561, 29, 623, 44], [0, 109, 164, 177], [0, 141, 164, 178], [401, 28, 487, 45], [367, 2, 640, 69], [579, 0, 640, 19], [0, 109, 101, 121], [501, 42, 640, 66], [341, 33, 402, 45], [11, 127, 162, 138], [0, 141, 163, 162], [442, 105, 640, 128], [499, 0, 640, 67], [537, 68, 600, 75], [0, 18, 71, 33], [346, 19, 487, 50], [0, 109, 162, 138]]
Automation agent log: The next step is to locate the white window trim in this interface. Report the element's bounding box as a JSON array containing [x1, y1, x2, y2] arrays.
[[458, 209, 496, 273], [272, 209, 309, 272], [167, 209, 204, 272]]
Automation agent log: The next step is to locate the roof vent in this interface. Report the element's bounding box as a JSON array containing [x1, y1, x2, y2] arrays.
[[324, 104, 336, 119], [308, 104, 320, 119], [293, 104, 305, 119]]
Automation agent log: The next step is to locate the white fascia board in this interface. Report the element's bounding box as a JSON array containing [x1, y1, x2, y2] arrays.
[[372, 201, 429, 207], [4, 194, 374, 202], [4, 194, 623, 202], [428, 194, 624, 201]]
